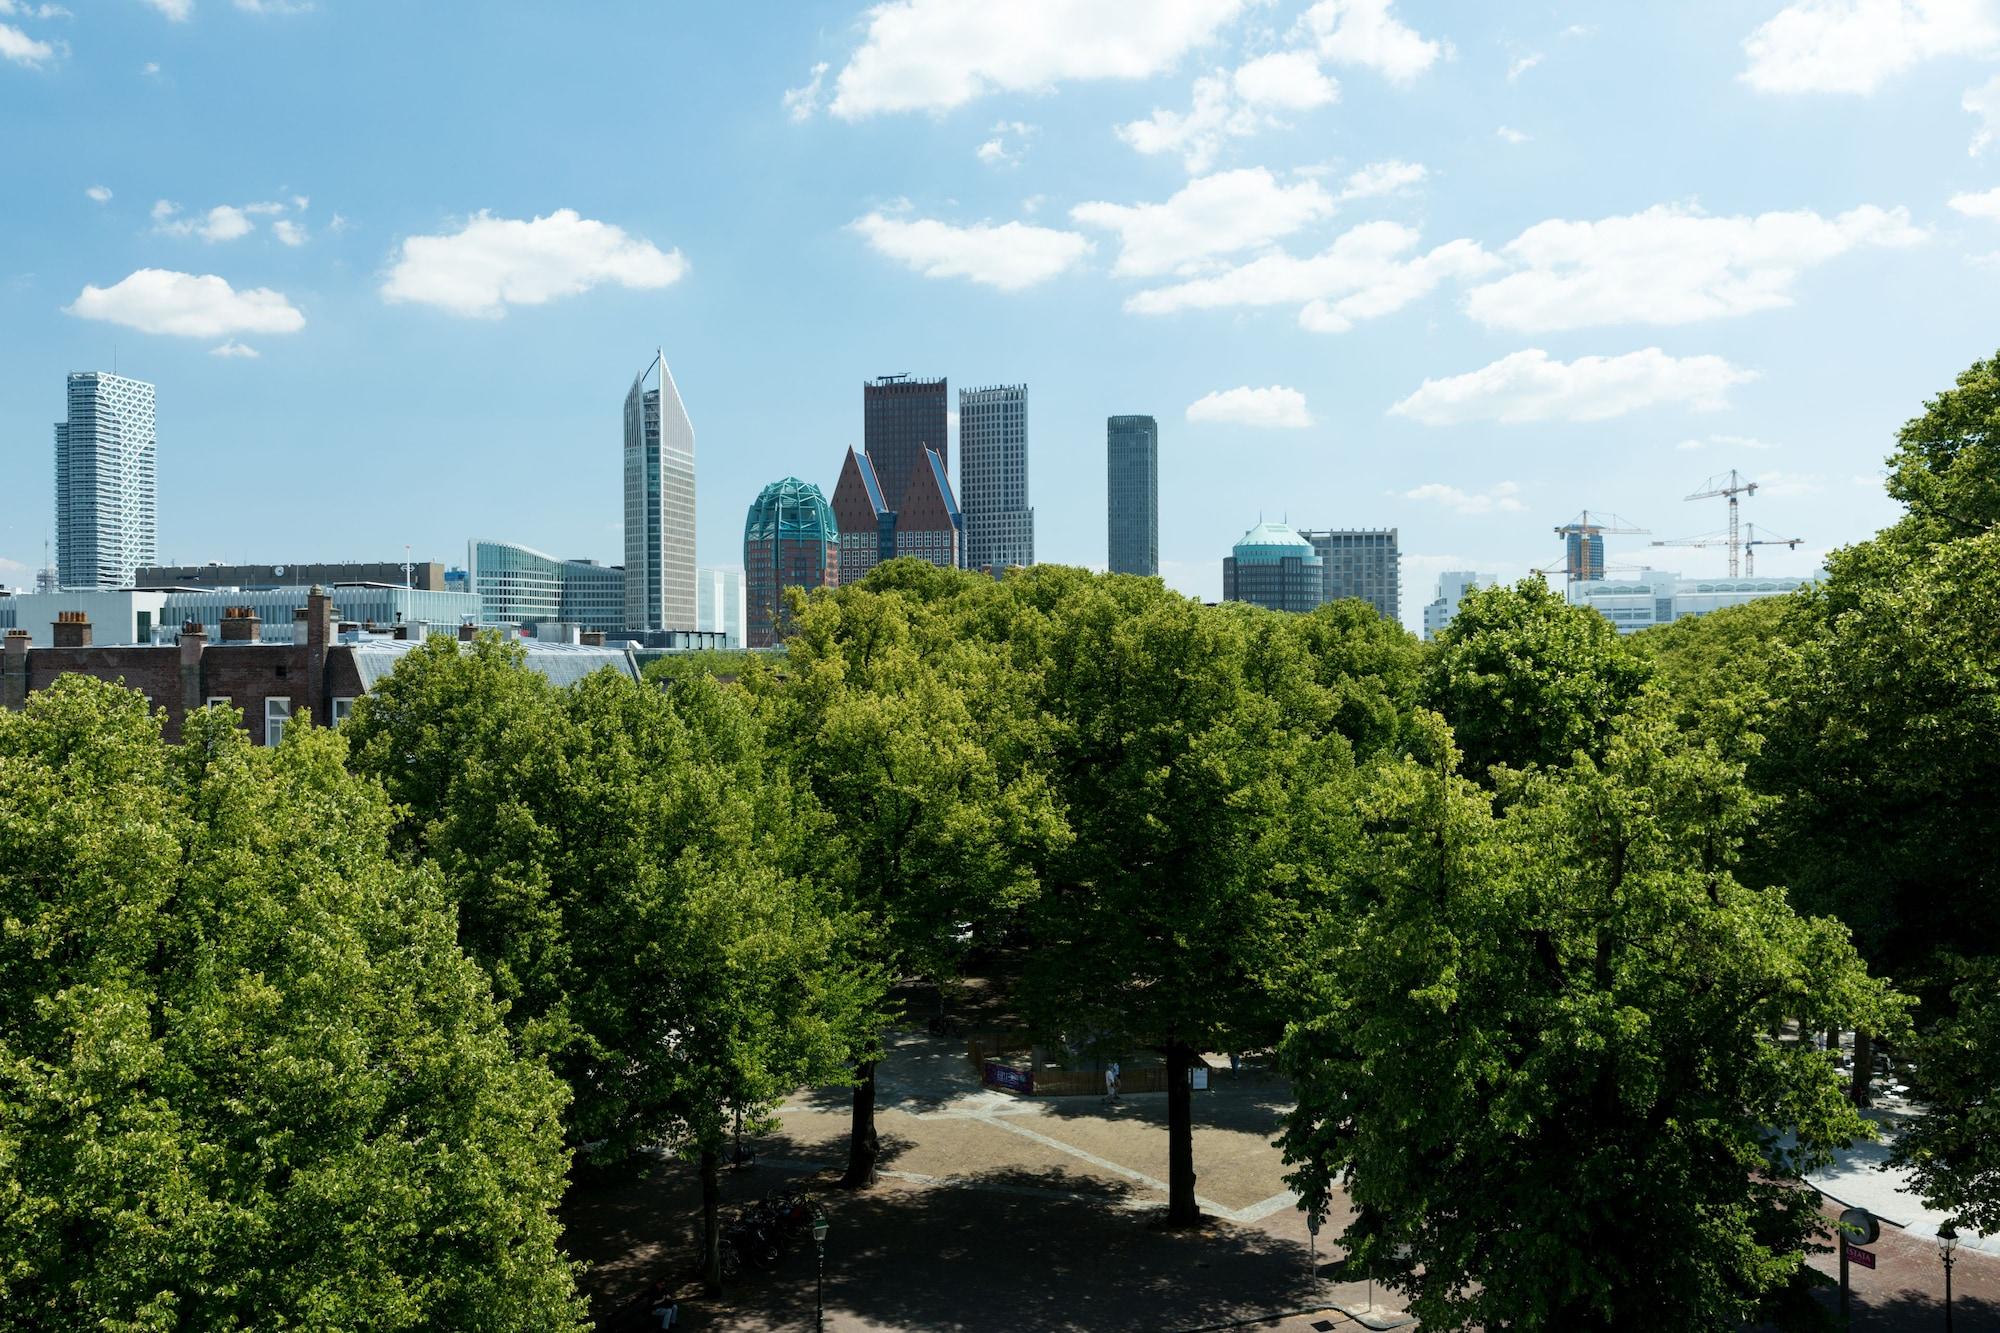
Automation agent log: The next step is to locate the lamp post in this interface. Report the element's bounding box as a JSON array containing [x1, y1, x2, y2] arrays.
[[813, 1208, 830, 1333], [1939, 1220, 1959, 1333]]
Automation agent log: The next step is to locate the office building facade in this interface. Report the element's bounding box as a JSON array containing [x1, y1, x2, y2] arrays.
[[696, 568, 744, 649], [895, 447, 962, 569], [56, 371, 157, 590], [1106, 415, 1158, 577], [1222, 522, 1325, 614], [743, 478, 839, 648], [1570, 571, 1814, 634], [831, 445, 896, 585], [623, 351, 697, 631], [960, 384, 1033, 573], [468, 539, 626, 631], [863, 375, 948, 513], [1422, 570, 1497, 640], [138, 560, 450, 592], [1301, 529, 1400, 622]]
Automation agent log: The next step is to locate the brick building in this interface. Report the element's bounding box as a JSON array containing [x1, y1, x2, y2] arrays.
[[3, 587, 640, 744]]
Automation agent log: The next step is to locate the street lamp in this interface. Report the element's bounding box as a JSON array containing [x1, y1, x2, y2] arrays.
[[813, 1208, 830, 1333], [1939, 1220, 1959, 1333]]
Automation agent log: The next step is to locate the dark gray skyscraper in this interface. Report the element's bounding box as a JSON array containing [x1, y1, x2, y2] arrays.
[[960, 384, 1032, 572], [56, 371, 156, 590], [623, 351, 696, 631], [1106, 414, 1157, 576], [863, 374, 947, 513], [1300, 528, 1401, 622]]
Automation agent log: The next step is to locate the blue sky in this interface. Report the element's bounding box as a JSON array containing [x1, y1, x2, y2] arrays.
[[4, 0, 1998, 627]]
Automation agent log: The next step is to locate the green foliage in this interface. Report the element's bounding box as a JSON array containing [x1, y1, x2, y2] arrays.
[[1891, 958, 2000, 1234], [1424, 579, 1652, 779], [1280, 705, 1905, 1332], [0, 677, 585, 1332], [1882, 348, 2000, 548], [639, 647, 767, 686]]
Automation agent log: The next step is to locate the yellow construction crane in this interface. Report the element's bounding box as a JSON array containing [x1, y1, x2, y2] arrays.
[[1550, 510, 1650, 584]]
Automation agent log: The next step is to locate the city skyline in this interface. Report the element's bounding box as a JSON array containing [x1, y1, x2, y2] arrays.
[[6, 2, 1977, 626]]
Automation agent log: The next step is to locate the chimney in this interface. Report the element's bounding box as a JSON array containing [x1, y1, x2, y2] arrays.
[[306, 586, 334, 649], [580, 629, 605, 647], [458, 622, 478, 642], [219, 606, 262, 642], [178, 621, 208, 719], [52, 610, 92, 649], [3, 629, 29, 711]]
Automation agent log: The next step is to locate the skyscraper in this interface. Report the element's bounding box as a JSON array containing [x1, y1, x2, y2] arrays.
[[696, 567, 745, 648], [743, 477, 839, 648], [1222, 522, 1324, 613], [1106, 414, 1158, 577], [863, 375, 948, 514], [830, 445, 895, 585], [1300, 528, 1401, 622], [895, 447, 962, 569], [623, 351, 696, 631], [959, 384, 1033, 573], [55, 371, 156, 590]]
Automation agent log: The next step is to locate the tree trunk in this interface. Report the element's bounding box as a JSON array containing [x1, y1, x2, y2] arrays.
[[1165, 1039, 1201, 1227], [839, 1060, 879, 1189], [1825, 1026, 1841, 1056], [1849, 1028, 1873, 1107], [700, 1145, 723, 1295]]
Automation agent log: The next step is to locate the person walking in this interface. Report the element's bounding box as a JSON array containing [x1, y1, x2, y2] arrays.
[[1104, 1060, 1121, 1103]]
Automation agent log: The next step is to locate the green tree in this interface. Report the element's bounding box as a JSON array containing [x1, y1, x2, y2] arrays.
[[1021, 572, 1343, 1226], [0, 678, 586, 1332], [1891, 958, 2000, 1233], [1423, 579, 1652, 780], [1280, 706, 1904, 1331]]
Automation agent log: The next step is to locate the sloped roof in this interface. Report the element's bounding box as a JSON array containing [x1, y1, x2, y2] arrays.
[[347, 638, 641, 692]]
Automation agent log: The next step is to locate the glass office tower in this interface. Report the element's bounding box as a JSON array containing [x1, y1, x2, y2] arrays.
[[1106, 414, 1158, 577], [743, 477, 839, 648], [623, 351, 697, 631], [56, 371, 156, 589], [959, 384, 1033, 573]]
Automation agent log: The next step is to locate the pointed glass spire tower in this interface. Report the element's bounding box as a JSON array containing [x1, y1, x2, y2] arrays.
[[623, 350, 697, 631]]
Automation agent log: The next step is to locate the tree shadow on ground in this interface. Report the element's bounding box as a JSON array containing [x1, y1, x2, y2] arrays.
[[1807, 1283, 2000, 1332], [571, 1162, 1318, 1331]]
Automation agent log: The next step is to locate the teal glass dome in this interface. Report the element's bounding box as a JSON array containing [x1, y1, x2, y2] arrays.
[[1231, 521, 1316, 565], [744, 477, 839, 545]]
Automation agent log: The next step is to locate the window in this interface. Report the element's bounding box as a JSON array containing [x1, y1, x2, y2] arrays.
[[265, 697, 292, 747], [205, 695, 231, 708], [330, 696, 357, 726]]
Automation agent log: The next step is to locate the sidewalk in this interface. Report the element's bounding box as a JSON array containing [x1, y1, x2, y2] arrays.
[[1808, 1099, 2000, 1257]]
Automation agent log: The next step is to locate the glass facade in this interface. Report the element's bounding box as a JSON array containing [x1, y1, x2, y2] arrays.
[[743, 478, 839, 648], [1571, 570, 1814, 633], [863, 375, 948, 514], [696, 567, 744, 648], [469, 538, 626, 631], [1222, 522, 1325, 614], [161, 586, 483, 641], [56, 371, 156, 590], [960, 384, 1033, 573], [1300, 529, 1401, 623], [623, 352, 697, 632], [1106, 415, 1158, 577]]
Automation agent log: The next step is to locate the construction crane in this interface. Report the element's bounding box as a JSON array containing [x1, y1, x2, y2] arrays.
[[1742, 523, 1801, 577], [1683, 470, 1759, 576], [1551, 511, 1650, 584]]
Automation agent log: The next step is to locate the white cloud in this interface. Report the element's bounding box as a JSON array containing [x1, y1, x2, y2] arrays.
[[153, 200, 294, 243], [0, 21, 55, 65], [1508, 52, 1543, 80], [0, 2, 74, 16], [783, 61, 828, 121], [1678, 432, 1780, 451], [1186, 384, 1313, 428], [1297, 0, 1443, 83], [85, 185, 112, 203], [209, 339, 260, 358], [1404, 481, 1526, 513], [1949, 184, 2000, 217], [1742, 0, 2000, 95], [851, 211, 1091, 290], [381, 209, 687, 318], [1126, 220, 1497, 333], [271, 218, 306, 246], [1966, 74, 2000, 151], [141, 60, 159, 74], [1117, 71, 1259, 172], [234, 0, 313, 12], [290, 193, 308, 210], [1071, 168, 1336, 277], [1232, 49, 1339, 108], [976, 120, 1035, 166], [1755, 468, 1826, 496], [1339, 158, 1425, 200], [1464, 203, 1926, 332], [1390, 348, 1757, 425], [828, 0, 1245, 119], [66, 269, 305, 338], [140, 0, 190, 20], [1496, 125, 1529, 143]]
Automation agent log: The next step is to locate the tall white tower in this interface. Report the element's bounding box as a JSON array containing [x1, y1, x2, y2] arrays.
[[623, 351, 697, 631], [56, 371, 156, 590], [958, 383, 1033, 573]]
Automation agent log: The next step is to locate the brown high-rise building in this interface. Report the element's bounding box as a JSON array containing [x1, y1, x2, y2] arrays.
[[894, 447, 961, 569], [863, 374, 947, 515], [743, 477, 839, 649], [831, 446, 894, 586]]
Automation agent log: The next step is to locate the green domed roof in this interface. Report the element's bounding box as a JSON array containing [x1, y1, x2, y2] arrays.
[[744, 477, 839, 543], [1232, 521, 1318, 564]]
